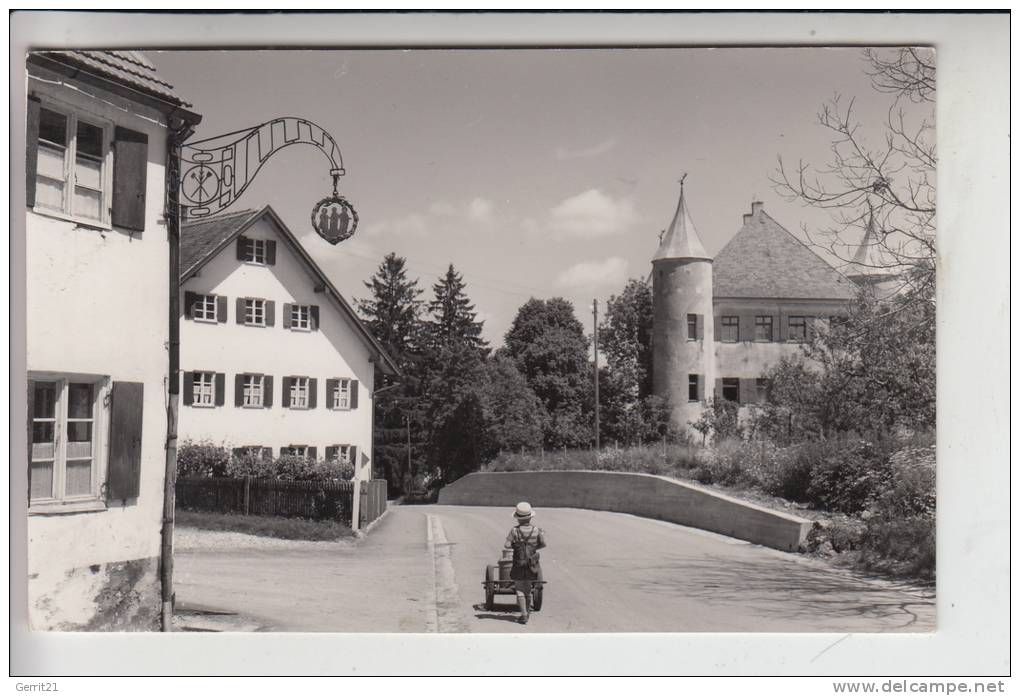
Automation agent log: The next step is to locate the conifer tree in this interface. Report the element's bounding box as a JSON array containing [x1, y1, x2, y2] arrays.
[[425, 264, 488, 355], [356, 252, 427, 494]]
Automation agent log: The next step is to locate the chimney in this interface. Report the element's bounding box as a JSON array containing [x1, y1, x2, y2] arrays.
[[743, 200, 764, 225]]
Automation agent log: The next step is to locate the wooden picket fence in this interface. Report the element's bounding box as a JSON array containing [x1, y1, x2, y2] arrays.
[[176, 476, 354, 525]]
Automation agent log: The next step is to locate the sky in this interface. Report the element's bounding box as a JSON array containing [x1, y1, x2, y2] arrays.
[[151, 48, 915, 347]]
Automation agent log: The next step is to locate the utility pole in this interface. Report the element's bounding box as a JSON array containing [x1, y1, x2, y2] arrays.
[[592, 298, 600, 453]]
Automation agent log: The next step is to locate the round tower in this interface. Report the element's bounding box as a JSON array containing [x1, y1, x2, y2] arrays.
[[651, 180, 715, 435]]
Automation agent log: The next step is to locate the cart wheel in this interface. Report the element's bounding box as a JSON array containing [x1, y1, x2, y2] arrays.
[[532, 586, 543, 612], [484, 566, 496, 611]]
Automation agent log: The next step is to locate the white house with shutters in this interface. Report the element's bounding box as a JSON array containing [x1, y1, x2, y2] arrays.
[[177, 205, 399, 526], [24, 51, 201, 630]]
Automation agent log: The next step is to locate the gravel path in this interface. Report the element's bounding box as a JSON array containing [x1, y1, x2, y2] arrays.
[[175, 525, 356, 551]]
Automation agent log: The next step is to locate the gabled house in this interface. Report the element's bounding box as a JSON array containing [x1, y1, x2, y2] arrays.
[[24, 51, 201, 629], [178, 206, 399, 527]]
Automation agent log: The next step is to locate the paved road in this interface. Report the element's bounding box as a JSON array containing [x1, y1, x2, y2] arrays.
[[175, 504, 934, 632]]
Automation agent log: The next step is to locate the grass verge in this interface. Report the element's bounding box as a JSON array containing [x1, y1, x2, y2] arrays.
[[176, 510, 356, 542]]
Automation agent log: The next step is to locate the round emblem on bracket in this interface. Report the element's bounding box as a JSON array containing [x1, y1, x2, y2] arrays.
[[311, 196, 359, 245], [181, 164, 221, 206]]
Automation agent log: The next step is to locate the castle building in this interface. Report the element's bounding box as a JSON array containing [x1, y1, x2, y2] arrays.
[[651, 188, 859, 433]]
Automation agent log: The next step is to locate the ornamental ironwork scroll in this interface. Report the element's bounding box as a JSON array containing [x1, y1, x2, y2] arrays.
[[180, 117, 348, 222]]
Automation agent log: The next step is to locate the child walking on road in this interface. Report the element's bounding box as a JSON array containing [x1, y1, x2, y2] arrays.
[[505, 501, 547, 625]]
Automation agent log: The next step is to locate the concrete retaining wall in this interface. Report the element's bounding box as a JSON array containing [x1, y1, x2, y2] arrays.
[[438, 471, 812, 552]]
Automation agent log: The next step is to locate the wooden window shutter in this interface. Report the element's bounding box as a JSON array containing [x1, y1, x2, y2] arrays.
[[265, 301, 275, 327], [214, 373, 226, 406], [184, 291, 197, 319], [107, 381, 144, 500], [696, 314, 704, 342], [234, 374, 244, 407], [713, 314, 722, 342], [738, 378, 751, 406], [310, 305, 320, 331], [714, 378, 722, 400], [697, 374, 704, 402], [282, 303, 292, 329], [216, 295, 228, 323], [325, 379, 337, 408], [350, 380, 359, 409], [26, 381, 34, 503], [182, 372, 195, 406], [325, 446, 337, 461], [308, 446, 318, 461], [350, 446, 358, 466], [741, 311, 756, 342], [266, 240, 277, 265], [308, 378, 318, 409], [26, 95, 41, 207], [282, 377, 292, 407], [236, 236, 248, 260], [264, 376, 274, 408], [112, 127, 148, 232], [236, 298, 246, 325]]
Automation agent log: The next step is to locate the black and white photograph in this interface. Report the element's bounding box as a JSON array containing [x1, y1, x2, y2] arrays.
[[9, 10, 1009, 680]]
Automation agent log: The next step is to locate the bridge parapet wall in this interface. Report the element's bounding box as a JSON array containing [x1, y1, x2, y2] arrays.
[[438, 470, 811, 552]]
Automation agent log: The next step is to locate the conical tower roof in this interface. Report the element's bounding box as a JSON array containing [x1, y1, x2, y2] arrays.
[[844, 208, 889, 281], [652, 182, 711, 262]]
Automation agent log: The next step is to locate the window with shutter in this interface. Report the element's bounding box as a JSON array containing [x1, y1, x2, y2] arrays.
[[29, 100, 117, 227]]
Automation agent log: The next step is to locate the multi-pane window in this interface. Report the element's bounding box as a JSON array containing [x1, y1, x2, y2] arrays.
[[687, 314, 698, 341], [193, 294, 217, 322], [788, 316, 808, 342], [688, 374, 699, 402], [243, 238, 268, 264], [291, 304, 311, 330], [242, 374, 264, 407], [754, 316, 773, 342], [34, 106, 108, 222], [721, 316, 739, 343], [193, 372, 216, 406], [284, 445, 309, 458], [289, 377, 309, 408], [30, 379, 100, 502], [244, 299, 266, 327], [332, 379, 352, 410], [336, 445, 353, 465], [721, 378, 741, 403]]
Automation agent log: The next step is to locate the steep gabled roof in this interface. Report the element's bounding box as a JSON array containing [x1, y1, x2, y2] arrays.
[[652, 185, 711, 262], [180, 206, 400, 377], [713, 203, 856, 301]]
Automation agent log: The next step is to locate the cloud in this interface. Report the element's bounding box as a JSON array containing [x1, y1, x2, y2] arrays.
[[555, 257, 629, 289], [548, 189, 639, 237], [466, 197, 494, 223], [554, 138, 617, 160], [423, 197, 496, 226], [362, 213, 429, 238]]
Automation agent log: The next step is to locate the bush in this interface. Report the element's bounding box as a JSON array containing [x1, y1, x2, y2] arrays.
[[805, 436, 895, 514], [859, 515, 935, 580], [177, 442, 354, 482], [177, 440, 231, 478], [484, 444, 705, 478]]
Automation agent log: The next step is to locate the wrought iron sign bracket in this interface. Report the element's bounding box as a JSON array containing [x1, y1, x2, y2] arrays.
[[180, 116, 357, 244]]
